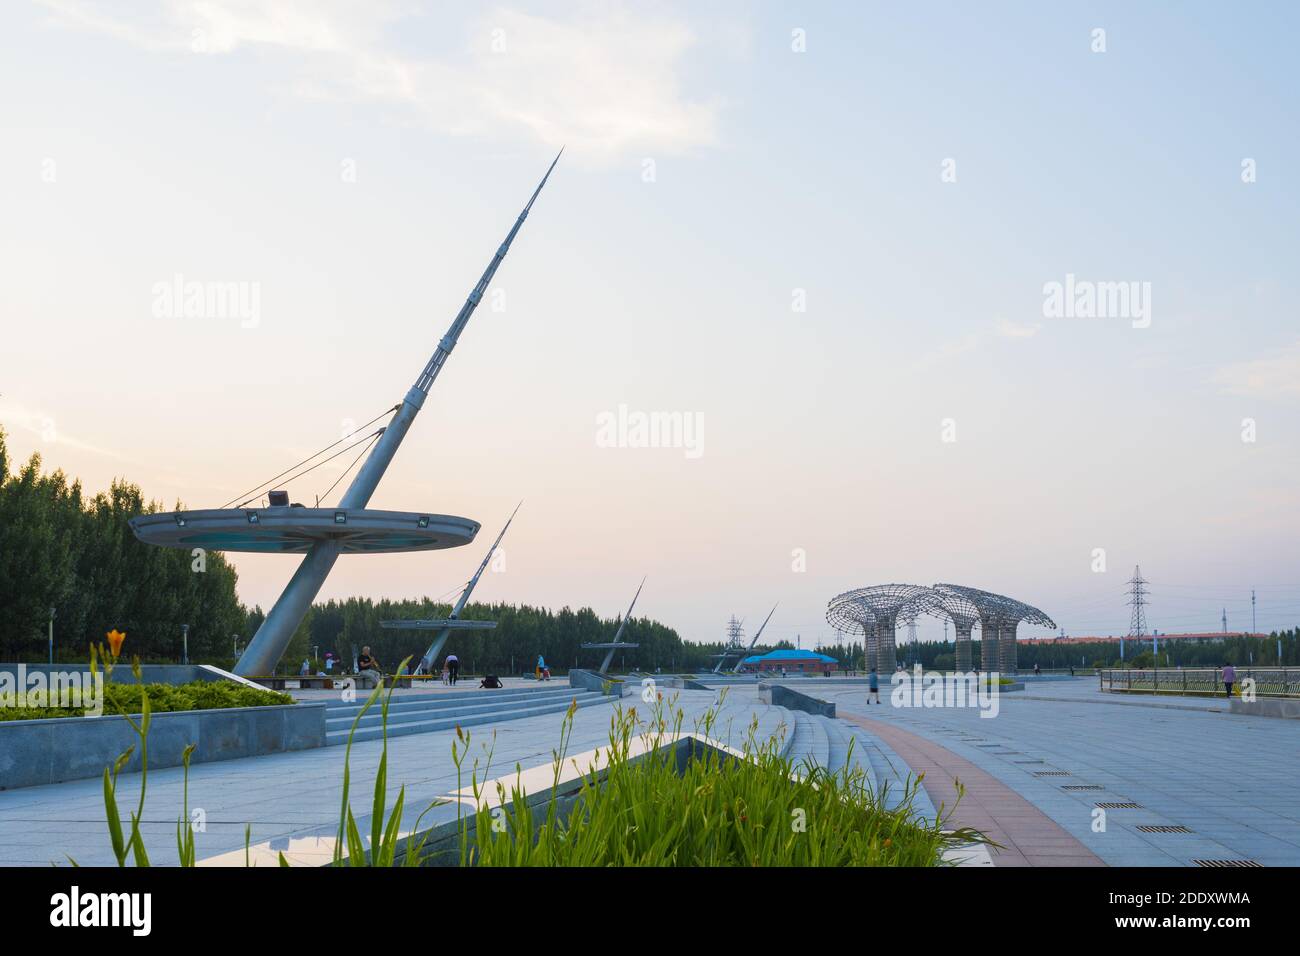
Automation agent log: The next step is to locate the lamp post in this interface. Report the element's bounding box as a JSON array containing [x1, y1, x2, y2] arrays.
[[181, 624, 189, 665], [48, 607, 56, 665]]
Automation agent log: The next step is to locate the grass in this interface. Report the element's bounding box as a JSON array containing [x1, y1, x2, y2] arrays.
[[451, 694, 985, 866]]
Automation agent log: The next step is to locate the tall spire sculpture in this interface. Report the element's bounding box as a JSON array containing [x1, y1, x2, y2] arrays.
[[582, 577, 645, 674], [733, 603, 778, 672], [130, 154, 562, 675], [381, 502, 522, 672]]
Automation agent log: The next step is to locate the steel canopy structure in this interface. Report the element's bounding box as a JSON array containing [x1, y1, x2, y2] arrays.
[[922, 585, 981, 672], [130, 153, 562, 676], [825, 585, 931, 674], [828, 583, 1056, 674]]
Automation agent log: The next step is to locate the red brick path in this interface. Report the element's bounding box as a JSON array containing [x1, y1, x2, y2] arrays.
[[841, 713, 1105, 867]]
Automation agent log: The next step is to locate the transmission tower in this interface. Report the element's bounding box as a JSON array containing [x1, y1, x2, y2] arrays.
[[1126, 566, 1148, 638]]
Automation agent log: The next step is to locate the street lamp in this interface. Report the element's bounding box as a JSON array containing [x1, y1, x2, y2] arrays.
[[48, 607, 56, 665], [181, 624, 189, 665]]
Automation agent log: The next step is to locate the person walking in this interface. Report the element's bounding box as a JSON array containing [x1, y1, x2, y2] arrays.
[[1222, 661, 1236, 699], [1033, 663, 1041, 677], [445, 653, 460, 686], [868, 667, 881, 705], [536, 654, 546, 680]]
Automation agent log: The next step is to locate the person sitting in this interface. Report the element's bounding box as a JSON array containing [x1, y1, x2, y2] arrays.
[[479, 674, 503, 689], [356, 647, 381, 688]]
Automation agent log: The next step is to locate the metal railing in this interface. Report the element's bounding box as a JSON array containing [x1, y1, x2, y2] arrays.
[[1099, 667, 1298, 698]]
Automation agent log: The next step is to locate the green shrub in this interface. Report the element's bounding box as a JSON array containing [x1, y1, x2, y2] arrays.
[[0, 677, 292, 721]]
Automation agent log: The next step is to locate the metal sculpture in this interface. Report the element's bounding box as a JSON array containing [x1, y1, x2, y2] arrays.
[[984, 593, 1056, 674], [381, 502, 521, 672], [581, 577, 645, 674], [733, 603, 778, 673], [932, 584, 1007, 674], [825, 598, 875, 669], [921, 585, 981, 672], [129, 154, 562, 675], [826, 585, 930, 674], [828, 583, 1057, 675], [711, 616, 749, 673]]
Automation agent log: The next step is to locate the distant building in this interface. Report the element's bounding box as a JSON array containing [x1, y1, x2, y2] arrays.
[[740, 648, 840, 674], [1019, 632, 1266, 645]]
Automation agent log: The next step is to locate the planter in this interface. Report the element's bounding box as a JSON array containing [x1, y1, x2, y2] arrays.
[[0, 701, 327, 790]]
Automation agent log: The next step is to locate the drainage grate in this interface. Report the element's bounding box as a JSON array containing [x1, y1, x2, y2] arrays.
[[1034, 771, 1070, 777], [1014, 759, 1045, 764], [1095, 802, 1144, 809], [1193, 859, 1262, 868], [1062, 785, 1105, 791], [1137, 825, 1193, 833]]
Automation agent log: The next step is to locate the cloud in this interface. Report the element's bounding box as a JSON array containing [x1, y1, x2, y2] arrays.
[[994, 317, 1041, 339], [1212, 341, 1300, 399], [36, 0, 724, 163], [907, 316, 1040, 373], [0, 400, 121, 459]]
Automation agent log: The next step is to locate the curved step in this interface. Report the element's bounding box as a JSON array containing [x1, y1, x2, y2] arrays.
[[326, 692, 616, 745], [324, 685, 583, 718], [816, 714, 849, 773], [326, 690, 603, 731], [844, 728, 937, 821]]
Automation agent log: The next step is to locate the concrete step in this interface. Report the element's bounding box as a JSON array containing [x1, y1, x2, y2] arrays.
[[326, 690, 600, 731], [844, 728, 937, 820], [786, 710, 830, 770], [805, 711, 831, 771], [326, 692, 616, 746], [323, 684, 582, 718], [816, 714, 850, 773]]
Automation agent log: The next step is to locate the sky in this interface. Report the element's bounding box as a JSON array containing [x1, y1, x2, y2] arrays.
[[3, 1, 1299, 648]]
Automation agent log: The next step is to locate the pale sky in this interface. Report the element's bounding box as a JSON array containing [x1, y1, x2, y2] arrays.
[[3, 1, 1299, 647]]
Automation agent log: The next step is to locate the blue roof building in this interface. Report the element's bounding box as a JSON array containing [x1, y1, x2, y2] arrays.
[[739, 648, 840, 673]]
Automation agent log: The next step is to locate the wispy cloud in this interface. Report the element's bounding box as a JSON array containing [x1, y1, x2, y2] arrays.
[[1212, 340, 1300, 399], [994, 317, 1041, 339], [36, 0, 724, 163], [907, 316, 1040, 373], [0, 399, 122, 459]]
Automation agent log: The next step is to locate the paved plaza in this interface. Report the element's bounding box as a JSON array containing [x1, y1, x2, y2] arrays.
[[0, 676, 1294, 867], [826, 678, 1300, 867]]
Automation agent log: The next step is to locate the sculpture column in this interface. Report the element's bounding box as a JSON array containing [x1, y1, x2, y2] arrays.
[[999, 619, 1019, 674], [876, 612, 898, 674], [980, 615, 1000, 675], [954, 621, 973, 672]]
